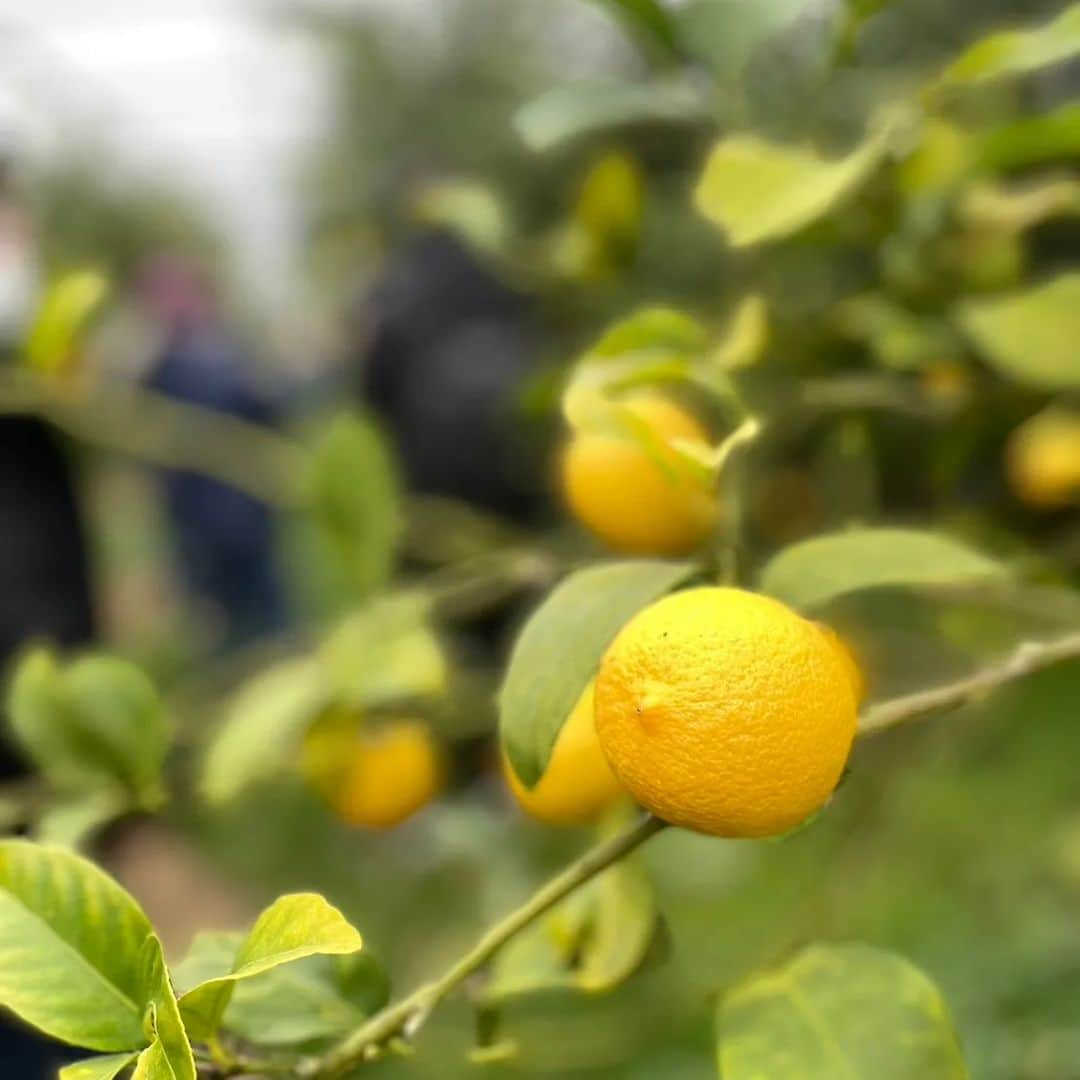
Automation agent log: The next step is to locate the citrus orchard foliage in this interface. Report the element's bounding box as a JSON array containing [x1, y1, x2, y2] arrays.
[[0, 3, 1078, 1079]]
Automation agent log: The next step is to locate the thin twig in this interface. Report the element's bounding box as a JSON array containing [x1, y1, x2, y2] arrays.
[[858, 631, 1080, 737], [299, 814, 667, 1078], [0, 370, 307, 506]]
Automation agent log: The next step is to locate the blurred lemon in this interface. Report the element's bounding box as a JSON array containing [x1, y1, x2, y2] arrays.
[[305, 712, 442, 829], [919, 360, 971, 406], [503, 682, 625, 826], [561, 392, 718, 555], [1005, 408, 1080, 508], [596, 587, 857, 838]]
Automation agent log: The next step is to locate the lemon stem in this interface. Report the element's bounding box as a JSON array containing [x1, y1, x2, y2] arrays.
[[300, 813, 667, 1078], [858, 631, 1080, 737]]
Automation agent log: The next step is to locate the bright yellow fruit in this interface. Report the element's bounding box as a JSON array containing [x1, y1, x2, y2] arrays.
[[307, 717, 443, 830], [504, 682, 625, 826], [1005, 408, 1080, 508], [561, 392, 718, 556], [814, 623, 867, 707], [595, 587, 858, 838]]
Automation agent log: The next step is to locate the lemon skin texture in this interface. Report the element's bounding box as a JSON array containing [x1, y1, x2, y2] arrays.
[[561, 392, 718, 556], [504, 682, 626, 826], [595, 587, 858, 838]]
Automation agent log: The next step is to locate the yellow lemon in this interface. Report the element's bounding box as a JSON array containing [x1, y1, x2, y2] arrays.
[[1005, 408, 1080, 508], [561, 392, 718, 556], [814, 623, 867, 707], [307, 717, 442, 830], [595, 587, 857, 838], [504, 682, 625, 826]]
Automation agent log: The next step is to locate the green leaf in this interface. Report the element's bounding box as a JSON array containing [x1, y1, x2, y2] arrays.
[[177, 893, 364, 1042], [0, 839, 155, 1051], [978, 104, 1080, 172], [694, 122, 893, 247], [137, 935, 195, 1080], [759, 527, 1005, 610], [676, 0, 816, 78], [499, 560, 694, 786], [201, 658, 329, 805], [304, 410, 401, 601], [60, 1053, 138, 1080], [177, 889, 362, 1041], [484, 816, 657, 1001], [956, 274, 1080, 390], [514, 79, 708, 153], [174, 933, 388, 1047], [25, 270, 109, 374], [34, 791, 128, 850], [227, 953, 389, 1047], [942, 3, 1080, 85], [319, 594, 446, 708], [8, 650, 168, 805], [585, 0, 684, 63], [587, 307, 707, 364], [719, 943, 968, 1079]]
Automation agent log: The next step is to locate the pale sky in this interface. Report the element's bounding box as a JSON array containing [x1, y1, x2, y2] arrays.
[[0, 0, 333, 306]]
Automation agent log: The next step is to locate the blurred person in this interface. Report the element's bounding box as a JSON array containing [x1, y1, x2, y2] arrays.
[[354, 227, 544, 521], [141, 255, 287, 648], [0, 152, 91, 1077]]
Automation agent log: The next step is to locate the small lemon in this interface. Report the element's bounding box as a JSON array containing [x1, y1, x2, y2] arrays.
[[595, 587, 857, 838], [561, 392, 718, 555], [1005, 408, 1080, 508], [306, 715, 442, 829], [504, 682, 625, 826]]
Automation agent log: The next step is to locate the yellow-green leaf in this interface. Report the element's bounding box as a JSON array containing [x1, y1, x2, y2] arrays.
[[942, 3, 1080, 85], [0, 840, 154, 1051], [759, 527, 1005, 610], [201, 658, 329, 805], [957, 274, 1080, 390], [59, 1053, 138, 1080], [695, 122, 893, 246], [719, 944, 968, 1079], [177, 893, 363, 1042], [500, 560, 695, 786], [8, 650, 168, 806]]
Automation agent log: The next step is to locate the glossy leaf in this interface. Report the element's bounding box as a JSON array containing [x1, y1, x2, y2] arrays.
[[942, 4, 1080, 85], [304, 410, 401, 601], [8, 650, 168, 805], [759, 527, 1005, 610], [515, 79, 708, 152], [719, 944, 968, 1079], [0, 840, 153, 1051], [177, 893, 363, 1041], [201, 658, 328, 804], [59, 1053, 139, 1080], [500, 560, 694, 786], [137, 935, 196, 1080], [695, 123, 893, 246], [174, 933, 388, 1047], [957, 274, 1080, 390]]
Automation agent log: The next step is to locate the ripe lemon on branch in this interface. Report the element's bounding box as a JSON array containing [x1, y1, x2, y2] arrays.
[[304, 711, 443, 829], [595, 587, 859, 838], [503, 681, 625, 826], [1005, 408, 1080, 508], [561, 391, 719, 556]]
